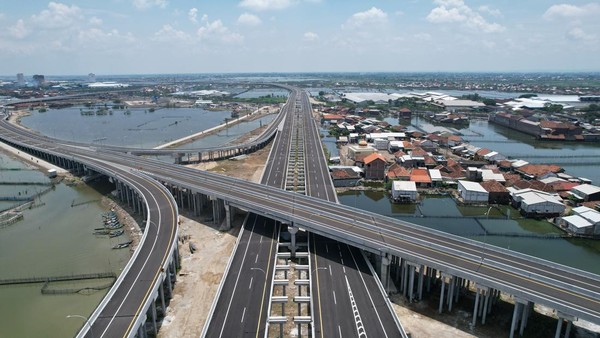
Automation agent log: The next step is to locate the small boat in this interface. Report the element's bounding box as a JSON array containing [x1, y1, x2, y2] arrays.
[[94, 230, 111, 235], [109, 230, 124, 238], [112, 240, 133, 249]]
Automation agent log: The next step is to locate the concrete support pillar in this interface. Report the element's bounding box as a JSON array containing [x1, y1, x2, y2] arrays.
[[509, 299, 526, 338], [159, 282, 166, 313], [565, 320, 573, 338], [555, 318, 563, 338], [555, 312, 576, 338], [417, 265, 424, 301], [438, 276, 446, 314], [165, 263, 173, 295], [402, 261, 409, 297], [138, 322, 146, 338], [408, 264, 415, 302], [223, 202, 232, 231], [448, 276, 456, 312], [151, 301, 158, 336], [289, 225, 298, 258], [472, 284, 481, 327], [482, 287, 490, 325]]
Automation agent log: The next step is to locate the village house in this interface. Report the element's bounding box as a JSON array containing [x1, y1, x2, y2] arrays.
[[386, 163, 411, 181], [570, 184, 600, 202], [559, 206, 600, 235], [410, 168, 432, 187], [330, 168, 362, 187], [458, 180, 488, 203], [480, 180, 510, 204], [508, 188, 565, 217], [391, 181, 418, 202], [363, 153, 387, 180]]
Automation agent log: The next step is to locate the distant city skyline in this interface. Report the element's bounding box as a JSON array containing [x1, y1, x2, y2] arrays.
[[1, 1, 599, 75]]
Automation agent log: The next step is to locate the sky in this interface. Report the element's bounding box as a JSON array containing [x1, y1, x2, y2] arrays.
[[0, 0, 599, 76]]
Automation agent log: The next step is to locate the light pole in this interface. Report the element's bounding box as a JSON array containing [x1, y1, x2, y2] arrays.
[[66, 314, 93, 338]]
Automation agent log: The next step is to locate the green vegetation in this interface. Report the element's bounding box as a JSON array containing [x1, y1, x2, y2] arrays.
[[519, 94, 538, 98], [542, 103, 563, 113]]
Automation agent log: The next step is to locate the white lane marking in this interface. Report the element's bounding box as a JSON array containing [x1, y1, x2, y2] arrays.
[[341, 258, 344, 265], [348, 245, 387, 338], [345, 275, 368, 338], [329, 265, 332, 277], [255, 253, 259, 264], [343, 266, 346, 274], [241, 307, 246, 323], [249, 277, 253, 289], [338, 325, 343, 338], [218, 217, 259, 337], [98, 173, 165, 337], [333, 290, 337, 305]]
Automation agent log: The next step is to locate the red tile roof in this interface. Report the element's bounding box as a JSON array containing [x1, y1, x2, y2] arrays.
[[480, 180, 508, 193], [516, 164, 563, 177], [364, 153, 386, 165], [410, 168, 431, 183]]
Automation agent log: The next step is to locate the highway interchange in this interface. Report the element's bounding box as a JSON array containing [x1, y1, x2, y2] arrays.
[[1, 85, 600, 337]]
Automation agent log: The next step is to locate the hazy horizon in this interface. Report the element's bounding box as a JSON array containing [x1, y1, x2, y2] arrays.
[[1, 1, 599, 75]]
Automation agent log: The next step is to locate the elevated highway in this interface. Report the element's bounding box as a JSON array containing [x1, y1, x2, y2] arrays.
[[1, 86, 600, 337]]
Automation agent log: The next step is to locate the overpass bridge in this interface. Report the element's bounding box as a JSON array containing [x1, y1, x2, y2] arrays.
[[1, 87, 600, 337]]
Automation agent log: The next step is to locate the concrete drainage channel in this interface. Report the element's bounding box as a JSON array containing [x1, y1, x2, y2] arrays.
[[264, 99, 315, 337]]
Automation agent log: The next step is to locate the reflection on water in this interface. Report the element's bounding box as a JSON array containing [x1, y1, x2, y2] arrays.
[[21, 106, 238, 148], [0, 153, 129, 337]]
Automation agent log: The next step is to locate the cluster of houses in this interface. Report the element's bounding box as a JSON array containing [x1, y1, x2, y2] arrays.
[[323, 110, 600, 236]]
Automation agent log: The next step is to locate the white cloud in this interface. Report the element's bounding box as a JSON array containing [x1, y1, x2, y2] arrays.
[[197, 19, 243, 44], [78, 28, 135, 47], [9, 19, 29, 39], [427, 0, 504, 33], [31, 2, 83, 29], [237, 13, 262, 26], [543, 3, 600, 20], [345, 7, 388, 28], [153, 24, 190, 42], [478, 5, 502, 18], [566, 27, 596, 41], [189, 8, 198, 23], [133, 0, 168, 10], [89, 16, 103, 25], [303, 31, 318, 41], [239, 0, 295, 11]]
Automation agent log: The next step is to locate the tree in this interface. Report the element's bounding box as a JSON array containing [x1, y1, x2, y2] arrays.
[[482, 98, 497, 106], [542, 103, 563, 113], [318, 91, 326, 97]]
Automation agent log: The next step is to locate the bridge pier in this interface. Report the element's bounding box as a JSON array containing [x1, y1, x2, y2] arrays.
[[150, 300, 158, 336], [555, 312, 576, 338], [509, 298, 530, 338], [472, 285, 490, 326], [222, 201, 232, 231], [137, 322, 147, 338], [289, 225, 298, 258]]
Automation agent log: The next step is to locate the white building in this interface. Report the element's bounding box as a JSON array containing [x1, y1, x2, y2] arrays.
[[561, 206, 600, 235], [458, 180, 488, 203], [16, 73, 25, 86], [560, 215, 593, 234], [510, 188, 565, 216], [392, 181, 417, 201], [429, 169, 443, 185], [570, 184, 600, 202]]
